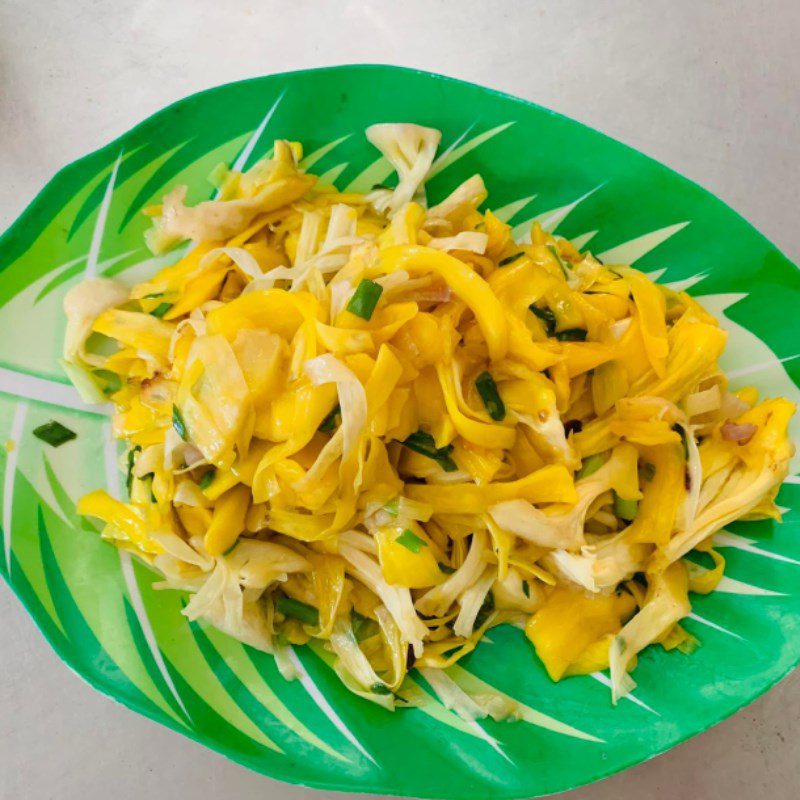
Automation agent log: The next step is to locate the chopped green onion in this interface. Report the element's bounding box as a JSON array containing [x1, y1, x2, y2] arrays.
[[136, 471, 156, 503], [613, 491, 639, 522], [383, 498, 399, 516], [370, 682, 393, 695], [125, 445, 141, 496], [150, 302, 173, 318], [346, 279, 383, 320], [438, 562, 456, 575], [143, 292, 165, 299], [401, 430, 458, 472], [319, 403, 340, 432], [396, 529, 427, 554], [640, 462, 656, 482], [199, 469, 216, 491], [576, 452, 606, 480], [275, 596, 319, 626], [172, 405, 188, 440], [146, 473, 157, 503], [433, 449, 459, 473], [499, 252, 524, 266], [402, 429, 438, 457], [94, 369, 122, 395], [475, 371, 506, 421], [32, 420, 76, 448], [547, 244, 570, 279], [530, 305, 557, 336], [522, 579, 530, 598], [555, 328, 587, 342]]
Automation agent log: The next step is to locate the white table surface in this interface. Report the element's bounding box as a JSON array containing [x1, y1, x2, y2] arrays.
[[1, 1, 799, 798]]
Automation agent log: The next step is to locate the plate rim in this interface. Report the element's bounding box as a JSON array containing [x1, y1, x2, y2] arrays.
[[0, 62, 798, 799]]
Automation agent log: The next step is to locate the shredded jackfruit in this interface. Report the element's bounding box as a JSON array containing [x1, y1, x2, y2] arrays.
[[68, 124, 796, 710]]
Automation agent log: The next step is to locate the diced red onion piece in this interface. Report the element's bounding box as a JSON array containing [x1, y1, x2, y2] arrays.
[[720, 420, 757, 445]]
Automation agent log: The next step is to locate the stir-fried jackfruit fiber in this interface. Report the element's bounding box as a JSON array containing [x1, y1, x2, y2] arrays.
[[66, 123, 795, 712]]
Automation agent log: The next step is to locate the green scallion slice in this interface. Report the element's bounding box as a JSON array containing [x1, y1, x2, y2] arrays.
[[94, 369, 122, 396], [555, 328, 587, 342], [499, 252, 524, 266], [522, 579, 530, 598], [475, 371, 506, 421], [199, 469, 216, 491], [150, 302, 173, 318], [395, 529, 427, 554], [402, 429, 439, 457], [346, 279, 383, 320], [613, 491, 639, 522], [125, 445, 141, 496], [370, 682, 393, 695], [32, 420, 76, 448], [275, 596, 319, 626], [383, 498, 399, 516], [172, 405, 188, 440], [529, 305, 557, 336], [146, 473, 157, 503], [401, 430, 458, 472], [436, 449, 458, 472], [576, 452, 606, 479]]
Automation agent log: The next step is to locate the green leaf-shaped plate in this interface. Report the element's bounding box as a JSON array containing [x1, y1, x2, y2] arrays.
[[1, 65, 798, 799]]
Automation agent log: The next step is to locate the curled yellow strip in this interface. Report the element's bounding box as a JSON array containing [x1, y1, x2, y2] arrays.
[[377, 245, 509, 361]]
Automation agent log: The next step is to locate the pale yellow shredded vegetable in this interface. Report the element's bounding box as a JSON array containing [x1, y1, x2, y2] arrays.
[[66, 122, 795, 709]]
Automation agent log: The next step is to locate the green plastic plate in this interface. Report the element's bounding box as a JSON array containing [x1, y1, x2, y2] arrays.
[[1, 65, 798, 799]]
